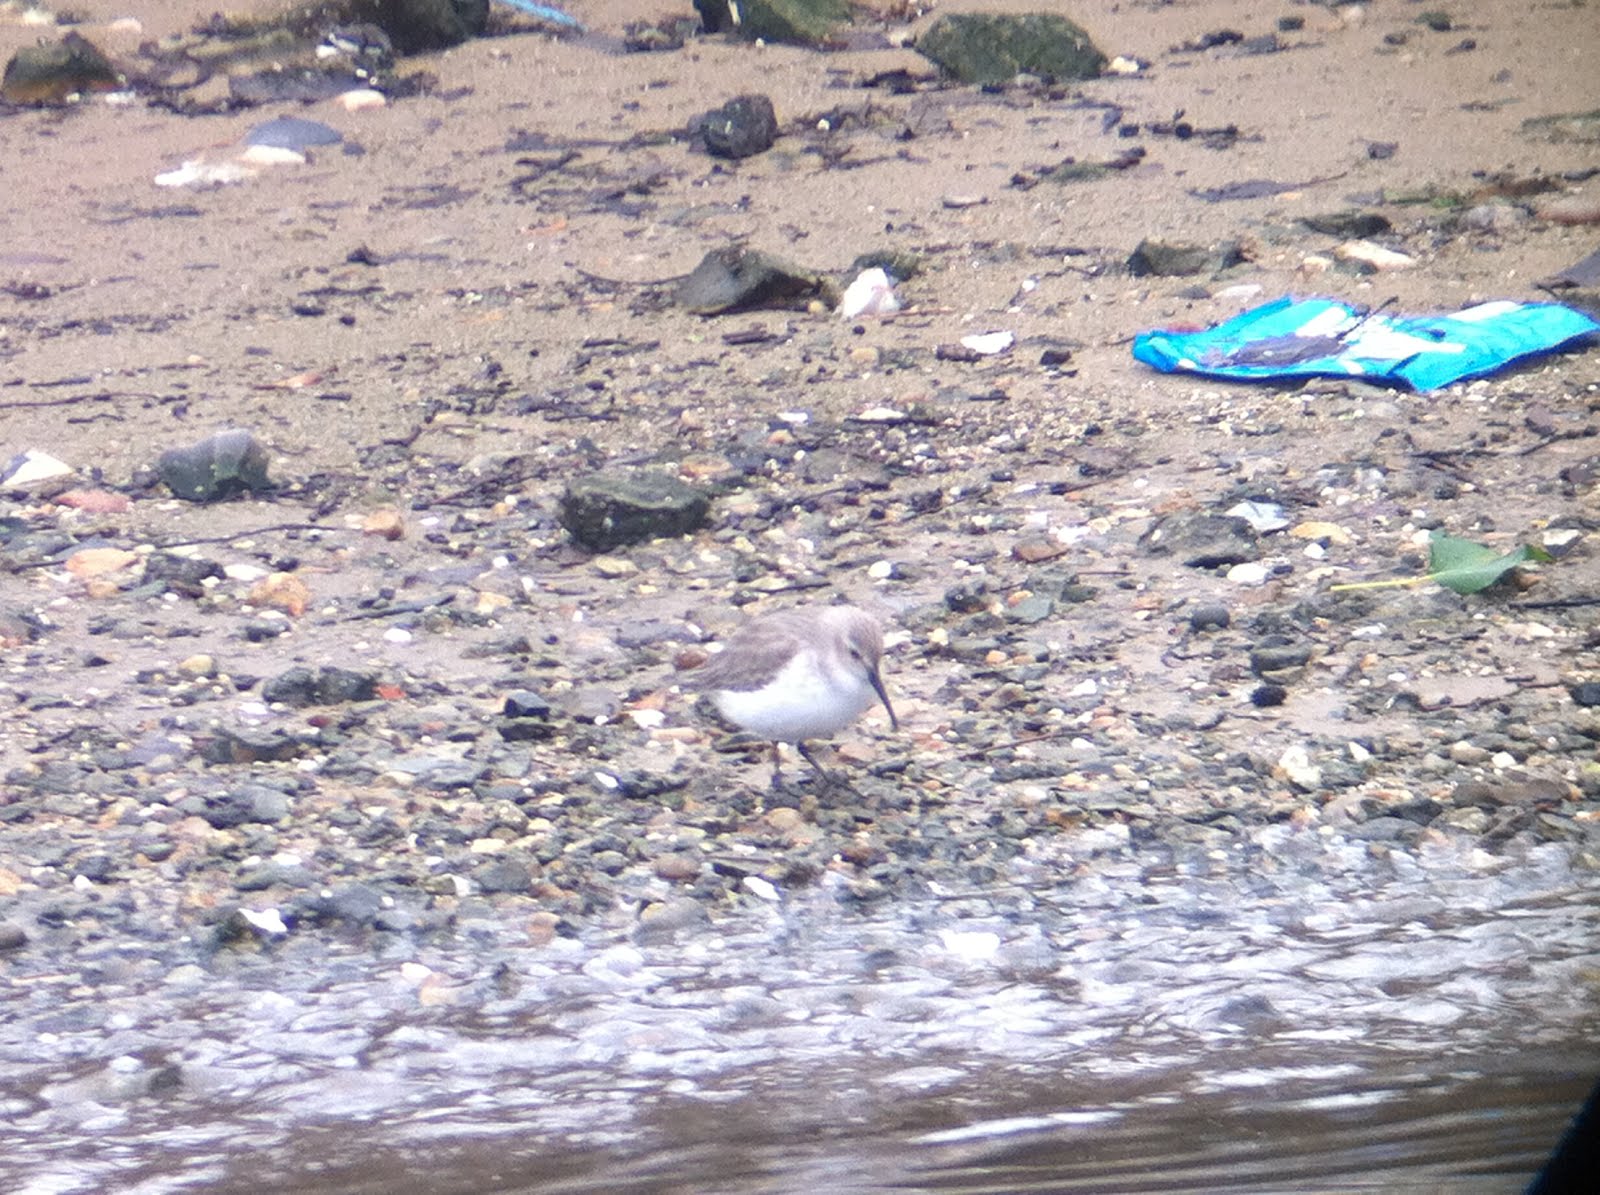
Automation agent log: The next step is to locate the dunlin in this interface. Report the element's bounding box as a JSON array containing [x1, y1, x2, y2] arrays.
[[695, 604, 898, 786]]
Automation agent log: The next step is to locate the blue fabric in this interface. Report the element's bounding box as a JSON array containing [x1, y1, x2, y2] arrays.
[[1132, 297, 1599, 391], [494, 0, 584, 29]]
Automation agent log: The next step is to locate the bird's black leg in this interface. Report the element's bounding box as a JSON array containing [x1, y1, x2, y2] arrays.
[[796, 741, 842, 791]]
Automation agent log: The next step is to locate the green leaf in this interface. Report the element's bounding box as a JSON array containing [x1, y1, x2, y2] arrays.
[[1329, 533, 1553, 594], [1426, 533, 1553, 595]]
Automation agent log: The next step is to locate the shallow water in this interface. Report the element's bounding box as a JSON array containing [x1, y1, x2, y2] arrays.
[[6, 827, 1597, 1194]]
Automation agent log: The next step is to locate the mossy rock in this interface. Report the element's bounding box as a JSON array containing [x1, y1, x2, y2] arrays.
[[916, 12, 1107, 85]]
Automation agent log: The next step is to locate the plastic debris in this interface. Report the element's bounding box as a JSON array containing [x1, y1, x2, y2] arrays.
[[495, 0, 585, 31], [1133, 296, 1600, 391]]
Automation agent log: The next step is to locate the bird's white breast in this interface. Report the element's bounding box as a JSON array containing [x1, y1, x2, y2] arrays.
[[713, 647, 877, 743]]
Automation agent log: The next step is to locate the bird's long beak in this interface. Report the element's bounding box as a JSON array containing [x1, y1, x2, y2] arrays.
[[869, 666, 898, 731]]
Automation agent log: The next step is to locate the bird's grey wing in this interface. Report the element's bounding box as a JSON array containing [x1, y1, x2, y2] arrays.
[[693, 613, 809, 692]]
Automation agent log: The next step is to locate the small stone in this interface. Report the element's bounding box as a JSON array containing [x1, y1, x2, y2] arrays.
[[65, 547, 139, 579], [144, 552, 224, 596], [1277, 745, 1322, 790], [1128, 239, 1244, 277], [247, 573, 311, 617], [194, 783, 292, 828], [362, 509, 405, 540], [1, 32, 119, 105], [1189, 603, 1231, 631], [176, 654, 216, 678], [915, 11, 1107, 84], [559, 471, 711, 551], [1335, 239, 1415, 273], [1570, 682, 1600, 708], [474, 858, 535, 894], [1537, 194, 1600, 226], [0, 922, 27, 951], [54, 488, 130, 513], [674, 246, 831, 316], [336, 88, 387, 112], [503, 689, 553, 719], [653, 852, 702, 882], [634, 897, 710, 943], [1250, 643, 1313, 675], [1291, 520, 1353, 545], [157, 429, 272, 502], [693, 93, 779, 159]]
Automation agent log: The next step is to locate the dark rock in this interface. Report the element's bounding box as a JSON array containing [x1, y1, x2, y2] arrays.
[[1301, 211, 1393, 238], [473, 857, 535, 894], [285, 0, 489, 56], [243, 619, 291, 642], [2, 32, 120, 105], [944, 579, 991, 614], [235, 863, 316, 891], [200, 727, 310, 765], [504, 690, 551, 718], [559, 470, 712, 550], [500, 718, 557, 742], [191, 783, 292, 829], [1189, 602, 1231, 631], [1250, 684, 1288, 708], [634, 897, 711, 943], [1128, 238, 1245, 277], [142, 552, 226, 598], [915, 12, 1107, 85], [0, 922, 26, 951], [1570, 681, 1600, 707], [156, 429, 272, 503], [1250, 642, 1313, 675], [675, 246, 833, 315], [1006, 594, 1056, 624], [1344, 816, 1423, 844], [694, 0, 850, 45], [693, 94, 779, 159], [298, 882, 386, 926], [73, 854, 117, 882], [1391, 797, 1446, 825], [262, 667, 319, 707], [315, 667, 380, 704], [1141, 512, 1257, 568]]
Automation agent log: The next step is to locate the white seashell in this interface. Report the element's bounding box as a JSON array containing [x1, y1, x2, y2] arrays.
[[960, 330, 1014, 355], [1, 448, 73, 487], [154, 157, 256, 188], [336, 88, 387, 112], [838, 267, 901, 318], [239, 144, 307, 167]]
